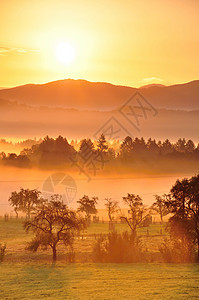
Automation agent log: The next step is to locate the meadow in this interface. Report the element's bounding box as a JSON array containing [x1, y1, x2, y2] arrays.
[[1, 263, 199, 299], [0, 218, 166, 263], [0, 217, 199, 299]]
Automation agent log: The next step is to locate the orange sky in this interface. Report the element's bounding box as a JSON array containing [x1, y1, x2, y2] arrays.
[[0, 0, 199, 88]]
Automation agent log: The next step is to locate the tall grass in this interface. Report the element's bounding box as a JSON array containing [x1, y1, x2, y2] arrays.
[[92, 231, 145, 263]]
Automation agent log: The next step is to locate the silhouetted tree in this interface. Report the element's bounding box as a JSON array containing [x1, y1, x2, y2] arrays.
[[3, 153, 30, 168], [79, 138, 94, 153], [174, 138, 186, 153], [20, 148, 34, 157], [107, 147, 116, 160], [169, 178, 190, 219], [132, 137, 147, 154], [161, 139, 173, 155], [0, 152, 6, 160], [9, 188, 42, 219], [7, 153, 17, 160], [121, 194, 146, 241], [185, 139, 195, 153], [146, 138, 159, 155], [97, 134, 108, 153], [105, 198, 120, 230], [77, 195, 98, 223], [31, 135, 76, 166], [150, 194, 169, 223], [24, 195, 85, 263], [166, 174, 199, 261], [79, 138, 95, 163], [120, 136, 133, 159]]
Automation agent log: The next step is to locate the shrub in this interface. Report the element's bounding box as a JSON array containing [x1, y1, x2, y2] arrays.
[[92, 235, 107, 262], [92, 231, 145, 263], [159, 237, 195, 263], [159, 215, 196, 263]]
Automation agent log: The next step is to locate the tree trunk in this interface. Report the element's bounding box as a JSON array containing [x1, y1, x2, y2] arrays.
[[109, 213, 113, 231], [86, 213, 91, 225], [108, 211, 112, 223], [14, 208, 18, 219], [160, 213, 163, 224], [109, 221, 115, 231], [52, 246, 57, 263], [132, 229, 136, 240]]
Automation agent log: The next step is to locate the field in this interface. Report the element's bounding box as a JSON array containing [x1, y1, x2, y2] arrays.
[[0, 218, 166, 263], [1, 263, 199, 299], [1, 218, 199, 299]]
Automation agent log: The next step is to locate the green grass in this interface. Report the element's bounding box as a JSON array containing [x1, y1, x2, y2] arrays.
[[0, 263, 199, 299], [81, 222, 167, 236], [0, 218, 199, 299], [0, 218, 167, 243], [0, 218, 168, 263], [0, 218, 28, 241]]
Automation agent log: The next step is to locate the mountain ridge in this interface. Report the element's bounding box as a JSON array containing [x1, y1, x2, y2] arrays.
[[1, 78, 199, 90], [0, 79, 199, 110]]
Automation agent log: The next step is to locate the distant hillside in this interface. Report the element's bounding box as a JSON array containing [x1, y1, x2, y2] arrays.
[[0, 79, 199, 110], [0, 98, 199, 141]]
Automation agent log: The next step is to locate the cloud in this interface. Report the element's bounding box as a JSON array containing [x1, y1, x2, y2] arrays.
[[0, 46, 39, 56], [141, 77, 164, 84]]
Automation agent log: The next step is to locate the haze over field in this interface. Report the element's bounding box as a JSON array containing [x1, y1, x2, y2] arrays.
[[0, 79, 199, 140], [0, 165, 188, 215]]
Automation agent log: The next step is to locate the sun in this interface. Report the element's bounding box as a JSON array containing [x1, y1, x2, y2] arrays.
[[55, 42, 76, 65]]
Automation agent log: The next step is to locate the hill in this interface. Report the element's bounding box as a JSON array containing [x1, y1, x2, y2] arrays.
[[0, 79, 199, 110]]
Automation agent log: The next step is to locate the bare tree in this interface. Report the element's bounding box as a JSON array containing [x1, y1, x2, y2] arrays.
[[24, 195, 85, 263], [121, 194, 146, 241], [104, 198, 120, 230], [150, 194, 169, 223]]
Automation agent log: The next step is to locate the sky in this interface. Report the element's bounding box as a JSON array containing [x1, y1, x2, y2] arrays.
[[0, 0, 199, 88]]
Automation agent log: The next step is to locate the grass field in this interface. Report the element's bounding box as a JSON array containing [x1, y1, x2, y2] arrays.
[[0, 263, 199, 299], [0, 218, 167, 263], [1, 218, 199, 299]]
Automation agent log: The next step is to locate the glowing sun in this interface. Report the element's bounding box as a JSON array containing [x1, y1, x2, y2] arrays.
[[55, 42, 76, 65]]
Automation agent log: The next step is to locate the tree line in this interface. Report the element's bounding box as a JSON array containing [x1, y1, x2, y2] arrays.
[[0, 135, 199, 169]]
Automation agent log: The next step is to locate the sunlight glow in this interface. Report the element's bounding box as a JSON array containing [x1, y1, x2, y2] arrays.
[[55, 42, 76, 65]]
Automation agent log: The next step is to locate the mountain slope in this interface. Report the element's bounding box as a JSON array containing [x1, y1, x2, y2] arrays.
[[0, 79, 199, 110]]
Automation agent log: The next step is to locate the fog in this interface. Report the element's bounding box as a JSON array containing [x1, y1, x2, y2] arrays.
[[0, 166, 189, 216]]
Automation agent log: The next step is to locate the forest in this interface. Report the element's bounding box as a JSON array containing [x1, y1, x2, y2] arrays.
[[0, 135, 199, 176]]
